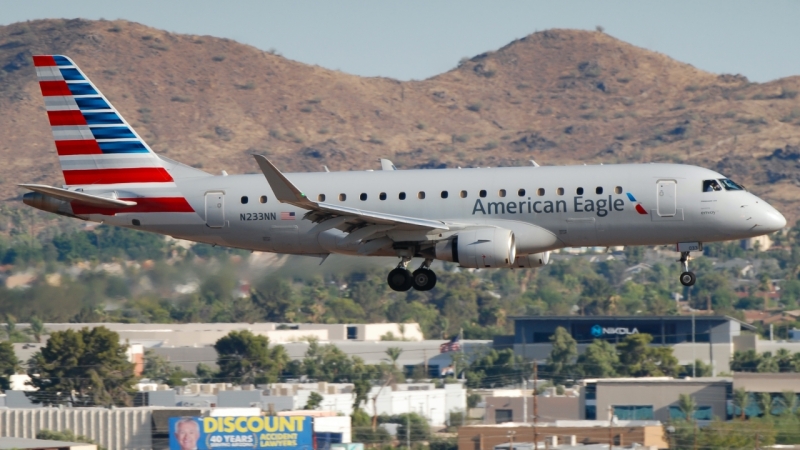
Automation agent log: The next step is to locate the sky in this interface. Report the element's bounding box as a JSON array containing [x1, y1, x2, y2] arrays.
[[2, 1, 800, 83]]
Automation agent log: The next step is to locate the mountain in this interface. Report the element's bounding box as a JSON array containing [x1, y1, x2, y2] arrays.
[[1, 19, 799, 221]]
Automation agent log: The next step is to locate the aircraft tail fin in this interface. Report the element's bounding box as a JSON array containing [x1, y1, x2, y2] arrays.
[[33, 55, 173, 187]]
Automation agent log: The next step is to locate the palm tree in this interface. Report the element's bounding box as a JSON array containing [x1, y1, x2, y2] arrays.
[[28, 316, 47, 343], [775, 349, 793, 372], [777, 390, 797, 416], [676, 393, 697, 422], [733, 388, 749, 420], [385, 347, 403, 370], [757, 352, 779, 373], [756, 392, 773, 418]]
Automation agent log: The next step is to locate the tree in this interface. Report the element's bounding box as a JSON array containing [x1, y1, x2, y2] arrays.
[[547, 326, 577, 383], [733, 388, 749, 420], [4, 314, 27, 343], [465, 349, 524, 388], [676, 393, 697, 421], [616, 334, 680, 377], [777, 390, 797, 416], [576, 339, 618, 378], [28, 316, 47, 343], [304, 391, 324, 410], [196, 363, 215, 383], [385, 347, 403, 370], [214, 330, 288, 385], [756, 392, 774, 418], [26, 326, 137, 407], [0, 341, 20, 391], [142, 349, 194, 387]]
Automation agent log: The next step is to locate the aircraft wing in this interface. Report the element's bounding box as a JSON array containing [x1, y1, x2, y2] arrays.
[[19, 184, 137, 208], [254, 155, 449, 232]]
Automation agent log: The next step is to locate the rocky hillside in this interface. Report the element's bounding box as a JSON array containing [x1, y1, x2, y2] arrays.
[[1, 19, 799, 221]]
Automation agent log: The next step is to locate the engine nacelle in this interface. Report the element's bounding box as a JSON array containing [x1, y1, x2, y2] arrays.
[[514, 251, 551, 268], [435, 227, 516, 268]]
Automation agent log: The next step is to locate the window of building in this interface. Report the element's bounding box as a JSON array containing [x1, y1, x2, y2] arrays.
[[577, 187, 584, 195], [557, 187, 564, 195], [613, 405, 654, 420], [460, 190, 468, 198], [346, 326, 358, 340], [499, 189, 506, 197], [399, 192, 406, 200], [480, 190, 487, 198], [260, 195, 268, 204], [669, 405, 713, 421], [360, 193, 368, 201], [339, 193, 346, 201], [596, 187, 604, 195], [615, 186, 622, 194], [318, 194, 326, 202], [495, 409, 513, 424], [537, 188, 545, 196], [518, 189, 526, 197], [418, 191, 426, 199], [703, 180, 722, 192], [441, 191, 449, 199], [379, 192, 387, 200], [241, 196, 248, 204]]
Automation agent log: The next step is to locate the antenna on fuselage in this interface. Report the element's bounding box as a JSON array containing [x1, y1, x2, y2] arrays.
[[323, 166, 330, 172], [530, 160, 540, 167]]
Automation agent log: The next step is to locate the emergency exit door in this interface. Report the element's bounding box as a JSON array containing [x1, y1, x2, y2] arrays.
[[657, 180, 676, 216], [205, 192, 225, 228]]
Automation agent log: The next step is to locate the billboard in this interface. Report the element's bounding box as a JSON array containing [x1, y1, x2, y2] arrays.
[[169, 416, 313, 450]]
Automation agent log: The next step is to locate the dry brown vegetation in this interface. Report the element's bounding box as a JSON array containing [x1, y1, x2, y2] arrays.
[[1, 19, 799, 220]]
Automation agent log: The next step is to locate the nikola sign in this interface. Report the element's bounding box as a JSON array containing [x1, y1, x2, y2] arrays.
[[591, 324, 639, 337]]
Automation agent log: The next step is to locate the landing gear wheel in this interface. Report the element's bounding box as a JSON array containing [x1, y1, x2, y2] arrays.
[[388, 268, 413, 292], [412, 268, 437, 291], [680, 271, 696, 287]]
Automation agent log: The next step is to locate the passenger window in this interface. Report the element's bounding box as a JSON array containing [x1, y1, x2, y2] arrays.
[[703, 180, 722, 192], [441, 191, 448, 199], [241, 196, 248, 204], [339, 193, 346, 201], [615, 186, 622, 194], [537, 188, 545, 196], [718, 178, 744, 191], [418, 191, 426, 199], [460, 190, 467, 198], [379, 192, 387, 200], [577, 187, 584, 195], [360, 193, 368, 201], [499, 189, 506, 198], [596, 187, 603, 195], [399, 192, 406, 200], [557, 188, 564, 195], [480, 190, 487, 198], [318, 194, 326, 202], [518, 189, 526, 197], [260, 195, 267, 204]]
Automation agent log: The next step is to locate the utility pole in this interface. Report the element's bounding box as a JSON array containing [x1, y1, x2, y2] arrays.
[[608, 406, 614, 450], [533, 360, 538, 450], [692, 310, 696, 377]]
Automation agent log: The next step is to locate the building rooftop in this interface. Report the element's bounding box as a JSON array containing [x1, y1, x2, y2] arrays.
[[0, 437, 97, 450], [509, 315, 756, 330]]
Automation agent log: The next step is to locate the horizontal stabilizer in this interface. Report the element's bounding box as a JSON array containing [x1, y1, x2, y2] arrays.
[[19, 184, 137, 208]]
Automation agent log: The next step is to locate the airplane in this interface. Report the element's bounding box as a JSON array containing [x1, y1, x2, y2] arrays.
[[22, 55, 787, 292]]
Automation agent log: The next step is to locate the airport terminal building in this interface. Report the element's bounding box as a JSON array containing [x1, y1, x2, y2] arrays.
[[508, 315, 757, 373]]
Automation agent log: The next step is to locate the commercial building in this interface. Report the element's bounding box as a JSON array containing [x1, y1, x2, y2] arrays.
[[457, 421, 668, 450], [0, 437, 97, 450], [509, 316, 756, 373]]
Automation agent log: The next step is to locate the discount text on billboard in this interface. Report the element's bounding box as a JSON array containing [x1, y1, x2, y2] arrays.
[[170, 416, 313, 450]]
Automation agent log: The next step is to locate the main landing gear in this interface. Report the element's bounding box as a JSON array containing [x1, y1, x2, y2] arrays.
[[679, 251, 696, 287], [387, 257, 437, 292]]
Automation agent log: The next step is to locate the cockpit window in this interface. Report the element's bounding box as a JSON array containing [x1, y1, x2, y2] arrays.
[[718, 178, 745, 191], [703, 180, 722, 192]]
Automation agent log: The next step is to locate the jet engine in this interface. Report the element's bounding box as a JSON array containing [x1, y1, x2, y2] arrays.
[[514, 251, 551, 268], [434, 227, 516, 268]]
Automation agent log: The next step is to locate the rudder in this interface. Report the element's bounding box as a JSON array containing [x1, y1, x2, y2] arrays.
[[33, 55, 173, 187]]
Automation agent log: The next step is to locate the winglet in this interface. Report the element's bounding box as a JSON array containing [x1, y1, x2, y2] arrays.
[[253, 155, 313, 207]]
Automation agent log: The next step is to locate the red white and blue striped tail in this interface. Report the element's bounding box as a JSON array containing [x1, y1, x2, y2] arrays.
[[33, 55, 173, 187]]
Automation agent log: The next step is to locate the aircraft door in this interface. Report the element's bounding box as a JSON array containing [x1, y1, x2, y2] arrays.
[[657, 180, 677, 216], [205, 192, 225, 228]]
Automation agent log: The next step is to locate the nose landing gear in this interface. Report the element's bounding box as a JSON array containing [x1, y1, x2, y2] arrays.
[[387, 258, 437, 291], [679, 251, 696, 287]]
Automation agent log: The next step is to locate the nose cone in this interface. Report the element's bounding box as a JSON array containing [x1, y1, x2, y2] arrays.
[[756, 202, 787, 233]]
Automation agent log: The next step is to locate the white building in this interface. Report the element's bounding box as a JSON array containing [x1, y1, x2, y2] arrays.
[[363, 383, 467, 426]]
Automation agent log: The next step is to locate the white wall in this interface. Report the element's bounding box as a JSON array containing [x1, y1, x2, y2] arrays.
[[363, 385, 466, 426], [314, 416, 352, 443]]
